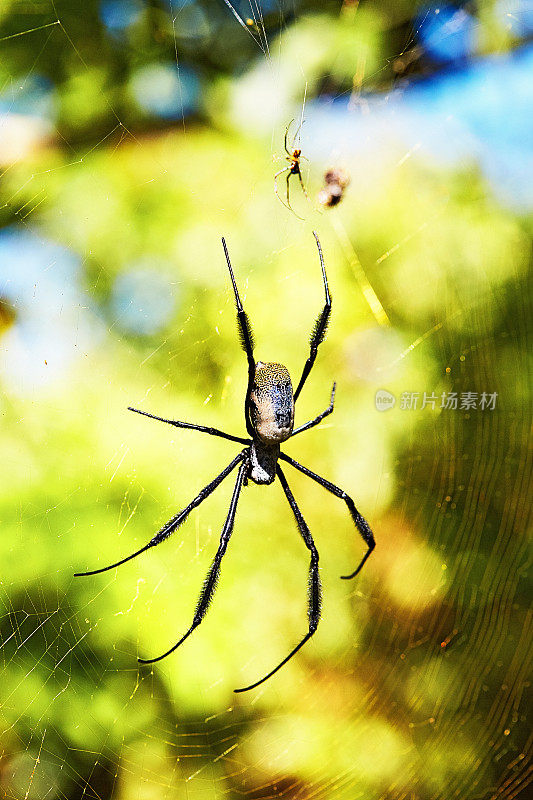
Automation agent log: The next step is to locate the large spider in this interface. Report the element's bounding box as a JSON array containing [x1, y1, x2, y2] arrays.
[[75, 233, 375, 692]]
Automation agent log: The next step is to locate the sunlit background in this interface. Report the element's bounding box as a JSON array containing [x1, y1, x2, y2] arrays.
[[0, 1, 531, 798]]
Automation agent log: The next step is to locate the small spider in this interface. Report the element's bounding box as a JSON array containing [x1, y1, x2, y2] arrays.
[[317, 167, 351, 208], [75, 233, 375, 693], [274, 119, 310, 217]]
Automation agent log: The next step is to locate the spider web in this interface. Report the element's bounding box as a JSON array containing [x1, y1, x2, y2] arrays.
[[0, 1, 531, 799]]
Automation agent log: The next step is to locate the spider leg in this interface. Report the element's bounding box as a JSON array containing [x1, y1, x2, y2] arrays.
[[284, 119, 294, 156], [74, 451, 246, 577], [235, 465, 320, 692], [280, 452, 375, 579], [128, 407, 250, 445], [274, 166, 291, 206], [274, 167, 302, 219], [289, 118, 305, 151], [274, 167, 289, 182], [293, 233, 332, 402], [291, 382, 336, 437], [222, 239, 256, 438], [138, 460, 247, 664], [297, 168, 311, 202]]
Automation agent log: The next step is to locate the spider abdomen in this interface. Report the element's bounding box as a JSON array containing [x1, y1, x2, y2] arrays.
[[249, 361, 294, 445]]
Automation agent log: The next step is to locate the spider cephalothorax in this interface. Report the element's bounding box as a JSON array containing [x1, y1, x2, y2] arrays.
[[75, 232, 375, 693], [289, 149, 301, 172]]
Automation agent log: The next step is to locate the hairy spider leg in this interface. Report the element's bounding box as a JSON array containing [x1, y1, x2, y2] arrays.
[[74, 451, 246, 577], [128, 406, 250, 445], [222, 238, 256, 437], [280, 453, 375, 579], [293, 232, 332, 402], [138, 460, 248, 665], [292, 382, 336, 437], [235, 465, 321, 692]]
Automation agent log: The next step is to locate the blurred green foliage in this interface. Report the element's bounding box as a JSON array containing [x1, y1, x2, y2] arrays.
[[0, 0, 520, 142], [0, 1, 531, 799]]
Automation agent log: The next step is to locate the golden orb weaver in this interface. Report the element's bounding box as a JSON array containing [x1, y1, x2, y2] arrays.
[[75, 233, 375, 692]]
